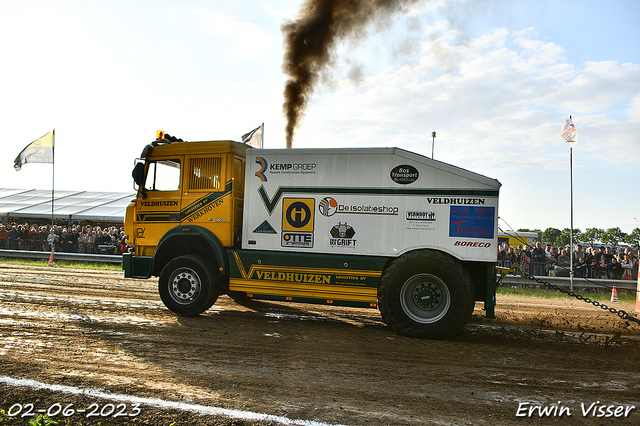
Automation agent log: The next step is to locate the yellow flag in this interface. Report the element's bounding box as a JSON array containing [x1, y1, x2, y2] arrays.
[[14, 130, 54, 171]]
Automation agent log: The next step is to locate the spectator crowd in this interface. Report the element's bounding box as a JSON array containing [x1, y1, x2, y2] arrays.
[[497, 242, 639, 281], [0, 222, 129, 255]]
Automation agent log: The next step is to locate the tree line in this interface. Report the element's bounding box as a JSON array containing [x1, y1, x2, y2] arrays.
[[517, 227, 640, 249]]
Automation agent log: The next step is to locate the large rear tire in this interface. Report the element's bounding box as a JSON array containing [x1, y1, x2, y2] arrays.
[[378, 250, 474, 339], [158, 255, 219, 315]]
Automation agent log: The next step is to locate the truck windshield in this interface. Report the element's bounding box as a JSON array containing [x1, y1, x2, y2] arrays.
[[145, 160, 180, 191]]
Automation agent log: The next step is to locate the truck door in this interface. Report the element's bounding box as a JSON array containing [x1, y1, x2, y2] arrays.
[[180, 155, 235, 246], [134, 158, 182, 255]]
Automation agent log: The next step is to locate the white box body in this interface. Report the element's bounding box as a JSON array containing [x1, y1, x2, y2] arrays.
[[242, 147, 500, 262]]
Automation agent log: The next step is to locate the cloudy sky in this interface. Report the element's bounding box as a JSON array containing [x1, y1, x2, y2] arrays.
[[1, 0, 638, 234]]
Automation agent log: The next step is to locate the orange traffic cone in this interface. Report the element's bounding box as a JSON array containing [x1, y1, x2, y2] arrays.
[[48, 254, 54, 267], [610, 286, 618, 303]]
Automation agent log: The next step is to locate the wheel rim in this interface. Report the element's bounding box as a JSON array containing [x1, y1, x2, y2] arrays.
[[399, 273, 451, 324], [168, 267, 201, 305]]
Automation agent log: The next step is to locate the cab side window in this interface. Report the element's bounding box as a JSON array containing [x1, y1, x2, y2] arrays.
[[188, 157, 221, 191], [145, 160, 181, 191]]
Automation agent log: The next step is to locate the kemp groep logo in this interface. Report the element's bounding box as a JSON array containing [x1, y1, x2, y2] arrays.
[[255, 156, 268, 182]]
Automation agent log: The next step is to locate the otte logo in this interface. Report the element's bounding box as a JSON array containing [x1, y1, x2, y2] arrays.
[[255, 157, 268, 182], [282, 198, 314, 248], [390, 165, 419, 184], [282, 232, 314, 248]]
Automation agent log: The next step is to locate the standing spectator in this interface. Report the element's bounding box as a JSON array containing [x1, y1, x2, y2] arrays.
[[8, 225, 19, 249], [621, 253, 637, 280], [571, 244, 585, 266], [47, 230, 56, 251], [519, 250, 531, 275], [77, 231, 86, 253], [575, 257, 588, 278], [557, 249, 570, 268], [607, 257, 623, 279], [531, 242, 546, 276], [85, 231, 97, 254], [0, 225, 8, 249], [37, 226, 48, 251], [506, 246, 517, 267]]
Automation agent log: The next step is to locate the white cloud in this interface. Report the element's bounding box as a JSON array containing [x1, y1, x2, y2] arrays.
[[199, 11, 278, 63]]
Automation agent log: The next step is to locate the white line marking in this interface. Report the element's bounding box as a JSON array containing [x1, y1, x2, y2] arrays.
[[0, 375, 347, 426]]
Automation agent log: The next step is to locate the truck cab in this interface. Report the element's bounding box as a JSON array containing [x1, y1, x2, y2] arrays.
[[124, 137, 249, 279]]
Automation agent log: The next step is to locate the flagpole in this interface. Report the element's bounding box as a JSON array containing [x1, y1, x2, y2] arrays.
[[51, 129, 55, 263], [569, 142, 574, 292]]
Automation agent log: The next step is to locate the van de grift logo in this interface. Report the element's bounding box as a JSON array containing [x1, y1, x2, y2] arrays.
[[255, 156, 268, 182]]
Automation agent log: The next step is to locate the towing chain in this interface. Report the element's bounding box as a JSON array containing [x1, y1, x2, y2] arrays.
[[510, 265, 640, 326]]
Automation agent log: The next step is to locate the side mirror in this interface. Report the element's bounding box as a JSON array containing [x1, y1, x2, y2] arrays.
[[132, 162, 146, 188]]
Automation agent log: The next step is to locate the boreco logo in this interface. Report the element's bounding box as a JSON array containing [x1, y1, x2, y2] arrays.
[[255, 156, 268, 182]]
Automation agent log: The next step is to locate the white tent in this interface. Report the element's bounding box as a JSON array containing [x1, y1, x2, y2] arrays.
[[0, 188, 134, 223]]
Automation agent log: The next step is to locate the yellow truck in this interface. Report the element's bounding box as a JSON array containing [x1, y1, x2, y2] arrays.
[[123, 133, 501, 338]]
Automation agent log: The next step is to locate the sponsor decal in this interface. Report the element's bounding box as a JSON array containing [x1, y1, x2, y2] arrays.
[[454, 241, 492, 248], [406, 211, 436, 221], [253, 220, 277, 234], [319, 197, 338, 217], [338, 204, 398, 215], [282, 232, 314, 248], [427, 198, 485, 205], [140, 200, 179, 207], [255, 270, 330, 284], [270, 162, 317, 172], [180, 182, 233, 223], [449, 206, 495, 239], [390, 165, 419, 184], [329, 222, 356, 249], [282, 198, 315, 232], [255, 156, 268, 182], [184, 198, 224, 223], [258, 160, 317, 181], [318, 197, 398, 216], [405, 211, 436, 231]]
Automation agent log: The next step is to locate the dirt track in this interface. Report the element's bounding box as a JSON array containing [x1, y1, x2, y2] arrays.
[[0, 263, 639, 425]]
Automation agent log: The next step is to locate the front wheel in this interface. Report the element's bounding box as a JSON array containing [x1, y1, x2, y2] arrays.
[[158, 255, 219, 315], [378, 250, 474, 339]]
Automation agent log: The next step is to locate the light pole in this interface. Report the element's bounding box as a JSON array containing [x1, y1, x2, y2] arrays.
[[431, 131, 436, 159]]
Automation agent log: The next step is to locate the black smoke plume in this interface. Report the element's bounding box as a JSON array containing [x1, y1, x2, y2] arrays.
[[282, 0, 415, 148]]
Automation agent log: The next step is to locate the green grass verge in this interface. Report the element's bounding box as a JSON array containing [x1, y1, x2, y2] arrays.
[[497, 285, 636, 303], [0, 257, 121, 271]]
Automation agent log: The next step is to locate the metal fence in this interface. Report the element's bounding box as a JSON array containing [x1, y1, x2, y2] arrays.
[[0, 249, 121, 264], [498, 274, 637, 292]]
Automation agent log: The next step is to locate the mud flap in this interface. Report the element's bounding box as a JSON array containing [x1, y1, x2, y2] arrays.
[[484, 263, 496, 319]]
